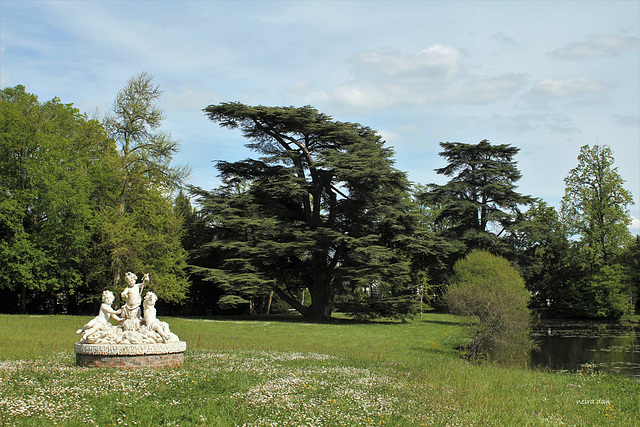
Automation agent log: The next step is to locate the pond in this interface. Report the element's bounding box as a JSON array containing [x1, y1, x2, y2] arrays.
[[530, 320, 640, 380]]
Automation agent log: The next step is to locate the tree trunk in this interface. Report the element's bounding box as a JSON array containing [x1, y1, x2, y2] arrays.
[[67, 290, 78, 315], [273, 280, 333, 321], [305, 298, 332, 320], [265, 291, 273, 314], [305, 275, 333, 321], [20, 284, 27, 314]]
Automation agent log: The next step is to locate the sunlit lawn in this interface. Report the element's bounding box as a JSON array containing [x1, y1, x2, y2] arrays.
[[1, 314, 639, 426]]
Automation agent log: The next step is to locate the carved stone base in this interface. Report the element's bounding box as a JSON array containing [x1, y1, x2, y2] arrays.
[[74, 342, 186, 368]]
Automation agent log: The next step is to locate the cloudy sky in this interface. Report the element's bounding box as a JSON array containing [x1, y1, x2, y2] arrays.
[[2, 1, 639, 233]]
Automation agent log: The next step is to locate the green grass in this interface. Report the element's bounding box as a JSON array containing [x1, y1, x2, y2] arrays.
[[1, 313, 639, 426]]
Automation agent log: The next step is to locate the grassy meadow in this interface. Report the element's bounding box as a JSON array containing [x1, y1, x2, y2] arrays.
[[1, 313, 639, 426]]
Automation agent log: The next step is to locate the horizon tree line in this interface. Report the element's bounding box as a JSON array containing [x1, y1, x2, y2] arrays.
[[1, 74, 637, 320]]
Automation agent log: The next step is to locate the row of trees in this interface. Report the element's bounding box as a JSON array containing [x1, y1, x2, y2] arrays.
[[1, 75, 637, 320], [186, 104, 637, 320], [0, 74, 189, 313], [416, 141, 637, 320]]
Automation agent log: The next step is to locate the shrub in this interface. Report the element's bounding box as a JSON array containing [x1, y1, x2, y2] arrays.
[[444, 250, 532, 364]]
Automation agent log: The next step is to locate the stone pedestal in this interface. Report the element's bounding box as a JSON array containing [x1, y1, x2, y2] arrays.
[[74, 341, 187, 368]]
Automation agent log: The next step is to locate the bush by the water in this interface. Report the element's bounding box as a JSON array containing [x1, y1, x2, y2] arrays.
[[444, 250, 532, 364]]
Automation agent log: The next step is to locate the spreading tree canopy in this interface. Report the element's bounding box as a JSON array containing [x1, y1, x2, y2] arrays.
[[192, 103, 416, 320]]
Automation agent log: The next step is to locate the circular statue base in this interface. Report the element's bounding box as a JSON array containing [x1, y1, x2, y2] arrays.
[[74, 342, 187, 368]]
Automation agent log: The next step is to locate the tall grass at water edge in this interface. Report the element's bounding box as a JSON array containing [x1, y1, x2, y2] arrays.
[[0, 314, 638, 426]]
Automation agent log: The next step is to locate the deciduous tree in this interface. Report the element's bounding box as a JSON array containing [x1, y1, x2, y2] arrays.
[[98, 73, 190, 302], [561, 144, 634, 265], [557, 144, 636, 319], [0, 85, 115, 312]]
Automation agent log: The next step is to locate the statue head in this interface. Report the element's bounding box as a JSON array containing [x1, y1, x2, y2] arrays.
[[102, 290, 115, 304], [124, 272, 137, 287], [143, 291, 158, 308]]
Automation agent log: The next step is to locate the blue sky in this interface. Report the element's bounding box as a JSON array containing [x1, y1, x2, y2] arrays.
[[1, 0, 639, 233]]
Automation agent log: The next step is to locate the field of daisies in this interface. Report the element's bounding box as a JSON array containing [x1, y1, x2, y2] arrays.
[[1, 314, 638, 426]]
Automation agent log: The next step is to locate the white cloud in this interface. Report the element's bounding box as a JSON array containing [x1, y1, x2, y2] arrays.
[[330, 84, 391, 109], [522, 78, 610, 110], [164, 86, 222, 112], [488, 112, 581, 135], [445, 111, 582, 137], [547, 35, 639, 60], [532, 78, 608, 97], [346, 45, 463, 84], [610, 114, 640, 127], [288, 45, 526, 110], [440, 74, 527, 105], [489, 32, 516, 45], [376, 129, 403, 144], [630, 216, 640, 235], [285, 81, 330, 105], [291, 72, 526, 110]]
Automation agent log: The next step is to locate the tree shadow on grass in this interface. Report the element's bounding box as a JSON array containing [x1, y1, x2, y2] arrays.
[[408, 345, 462, 357], [175, 314, 406, 325], [417, 319, 464, 327]]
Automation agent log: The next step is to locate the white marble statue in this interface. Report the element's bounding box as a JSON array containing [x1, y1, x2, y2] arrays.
[[77, 272, 181, 345], [143, 292, 177, 342], [76, 290, 121, 341], [119, 272, 148, 331]]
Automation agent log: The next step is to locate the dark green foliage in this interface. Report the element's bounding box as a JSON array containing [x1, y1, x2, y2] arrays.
[[503, 145, 636, 320], [584, 265, 632, 319], [415, 140, 533, 306], [552, 263, 633, 320], [425, 140, 534, 253], [444, 250, 532, 364], [404, 185, 464, 309], [506, 201, 570, 309], [620, 236, 640, 312], [193, 103, 417, 320]]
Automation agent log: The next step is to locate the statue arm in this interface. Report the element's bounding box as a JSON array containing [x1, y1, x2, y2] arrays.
[[104, 305, 120, 315]]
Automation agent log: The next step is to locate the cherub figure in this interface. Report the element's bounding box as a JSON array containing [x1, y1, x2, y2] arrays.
[[143, 292, 173, 341], [76, 290, 121, 340], [120, 272, 149, 331]]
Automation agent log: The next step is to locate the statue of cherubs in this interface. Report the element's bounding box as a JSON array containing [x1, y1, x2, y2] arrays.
[[76, 290, 121, 340], [120, 272, 149, 331], [143, 292, 174, 342]]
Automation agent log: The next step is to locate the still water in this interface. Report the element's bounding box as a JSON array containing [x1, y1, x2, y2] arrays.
[[530, 320, 640, 380]]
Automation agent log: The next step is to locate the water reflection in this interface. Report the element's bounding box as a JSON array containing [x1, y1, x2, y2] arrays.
[[531, 320, 640, 380]]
